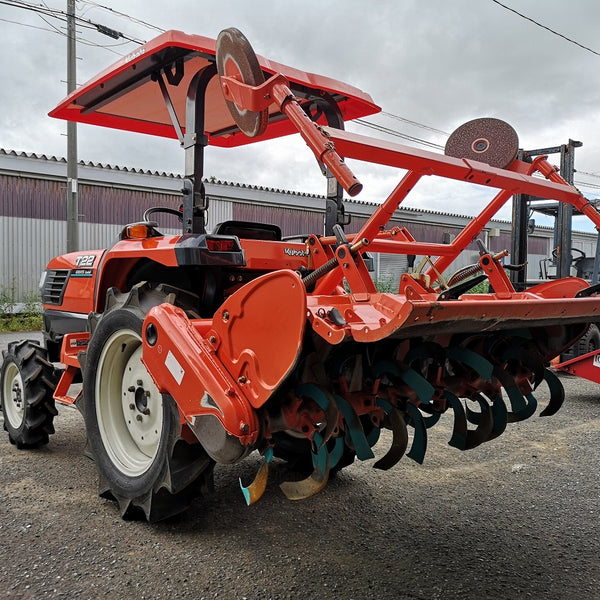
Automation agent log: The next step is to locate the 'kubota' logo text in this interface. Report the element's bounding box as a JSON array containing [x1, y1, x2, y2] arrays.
[[284, 248, 307, 257]]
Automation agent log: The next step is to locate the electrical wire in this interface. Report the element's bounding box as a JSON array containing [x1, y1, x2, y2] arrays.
[[574, 180, 600, 191], [76, 0, 165, 33], [380, 111, 449, 136], [354, 118, 445, 150], [577, 170, 600, 180], [0, 0, 146, 44], [491, 0, 600, 57], [0, 15, 57, 33]]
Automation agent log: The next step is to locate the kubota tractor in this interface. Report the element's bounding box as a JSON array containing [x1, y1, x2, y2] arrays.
[[3, 28, 600, 521]]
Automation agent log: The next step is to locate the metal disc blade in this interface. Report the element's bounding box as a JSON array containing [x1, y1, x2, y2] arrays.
[[216, 27, 268, 137], [445, 117, 519, 169]]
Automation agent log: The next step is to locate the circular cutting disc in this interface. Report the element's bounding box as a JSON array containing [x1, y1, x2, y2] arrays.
[[216, 27, 268, 138], [444, 117, 519, 169]]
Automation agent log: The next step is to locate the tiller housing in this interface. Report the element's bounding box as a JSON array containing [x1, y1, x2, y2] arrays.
[[2, 28, 600, 521]]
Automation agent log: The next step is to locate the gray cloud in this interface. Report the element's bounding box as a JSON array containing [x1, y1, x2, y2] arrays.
[[1, 0, 600, 220]]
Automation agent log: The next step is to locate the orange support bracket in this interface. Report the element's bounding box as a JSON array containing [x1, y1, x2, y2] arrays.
[[219, 73, 362, 196], [54, 332, 89, 406]]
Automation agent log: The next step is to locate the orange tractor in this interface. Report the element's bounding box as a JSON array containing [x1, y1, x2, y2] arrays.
[[2, 28, 600, 521]]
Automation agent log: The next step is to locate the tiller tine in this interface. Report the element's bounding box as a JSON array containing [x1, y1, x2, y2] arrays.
[[493, 366, 537, 422], [445, 391, 468, 450], [405, 403, 428, 464], [421, 411, 441, 429], [539, 368, 565, 417], [239, 447, 273, 506], [465, 394, 494, 450], [280, 432, 330, 501], [502, 346, 545, 389], [334, 394, 374, 460], [446, 346, 494, 381], [486, 394, 508, 442], [366, 424, 381, 448], [295, 383, 339, 446], [373, 407, 409, 470], [399, 368, 435, 406], [328, 437, 345, 469]]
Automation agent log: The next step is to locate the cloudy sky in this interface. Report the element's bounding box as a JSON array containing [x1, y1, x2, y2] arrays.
[[1, 0, 600, 225]]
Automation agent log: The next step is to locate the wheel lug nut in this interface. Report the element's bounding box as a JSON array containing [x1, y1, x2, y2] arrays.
[[144, 391, 151, 397], [137, 380, 143, 386], [142, 408, 151, 416], [136, 415, 143, 422], [128, 386, 135, 393], [129, 404, 135, 410]]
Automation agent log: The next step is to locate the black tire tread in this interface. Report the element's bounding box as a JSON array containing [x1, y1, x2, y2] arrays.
[[82, 281, 214, 521], [577, 323, 600, 357], [1, 340, 58, 449]]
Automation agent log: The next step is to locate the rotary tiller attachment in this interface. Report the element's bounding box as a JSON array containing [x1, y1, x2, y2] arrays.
[[266, 331, 565, 503]]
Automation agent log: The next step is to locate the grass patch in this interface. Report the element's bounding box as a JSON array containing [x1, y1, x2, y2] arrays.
[[0, 281, 42, 332]]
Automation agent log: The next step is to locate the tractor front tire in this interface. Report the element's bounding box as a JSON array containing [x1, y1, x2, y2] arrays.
[[1, 340, 57, 448], [82, 282, 214, 521]]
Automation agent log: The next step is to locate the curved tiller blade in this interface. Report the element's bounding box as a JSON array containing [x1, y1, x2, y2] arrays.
[[280, 432, 330, 501], [493, 366, 537, 422], [239, 447, 273, 506], [465, 394, 494, 449], [485, 394, 508, 442], [405, 403, 428, 464], [334, 394, 374, 461], [373, 408, 409, 470], [445, 391, 468, 450], [295, 383, 339, 446], [539, 368, 565, 417]]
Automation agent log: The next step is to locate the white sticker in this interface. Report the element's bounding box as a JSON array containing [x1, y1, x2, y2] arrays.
[[165, 350, 185, 385], [593, 354, 600, 369]]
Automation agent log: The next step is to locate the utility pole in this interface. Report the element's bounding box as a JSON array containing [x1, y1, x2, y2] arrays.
[[66, 0, 78, 252]]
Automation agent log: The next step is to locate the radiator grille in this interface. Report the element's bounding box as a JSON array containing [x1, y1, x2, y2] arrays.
[[41, 269, 70, 305]]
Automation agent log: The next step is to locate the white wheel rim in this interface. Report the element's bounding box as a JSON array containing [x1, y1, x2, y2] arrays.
[[2, 362, 25, 429], [95, 329, 164, 477]]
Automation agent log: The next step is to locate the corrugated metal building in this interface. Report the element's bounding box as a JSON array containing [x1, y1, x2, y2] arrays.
[[0, 149, 596, 301]]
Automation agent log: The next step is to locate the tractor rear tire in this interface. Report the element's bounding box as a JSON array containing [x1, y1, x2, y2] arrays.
[[1, 340, 58, 448], [82, 282, 214, 521], [576, 323, 600, 357]]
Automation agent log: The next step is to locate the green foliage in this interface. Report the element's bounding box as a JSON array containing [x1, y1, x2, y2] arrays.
[[463, 279, 490, 294], [374, 276, 397, 293], [0, 281, 42, 332]]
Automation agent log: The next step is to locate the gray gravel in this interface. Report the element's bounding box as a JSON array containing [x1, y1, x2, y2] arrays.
[[0, 331, 599, 599]]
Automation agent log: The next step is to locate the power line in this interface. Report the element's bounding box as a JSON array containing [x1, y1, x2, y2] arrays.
[[354, 118, 445, 151], [0, 15, 57, 33], [76, 0, 165, 33], [0, 0, 146, 44], [491, 0, 600, 57], [381, 111, 449, 136], [577, 170, 600, 180], [574, 180, 600, 191]]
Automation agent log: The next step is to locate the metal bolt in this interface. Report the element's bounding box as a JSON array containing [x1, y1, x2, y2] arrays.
[[222, 311, 230, 322], [128, 386, 135, 393], [142, 408, 151, 416], [240, 423, 249, 433], [137, 380, 143, 386], [144, 390, 151, 398], [136, 415, 143, 422], [209, 335, 217, 344], [238, 375, 247, 384], [129, 403, 135, 410]]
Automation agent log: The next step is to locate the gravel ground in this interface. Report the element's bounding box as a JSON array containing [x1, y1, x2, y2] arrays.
[[1, 331, 599, 599]]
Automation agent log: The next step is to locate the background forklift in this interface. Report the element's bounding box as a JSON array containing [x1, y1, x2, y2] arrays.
[[510, 139, 600, 365]]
